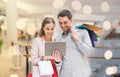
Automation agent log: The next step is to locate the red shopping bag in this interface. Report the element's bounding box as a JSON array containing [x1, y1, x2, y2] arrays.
[[27, 73, 32, 77], [50, 59, 58, 77]]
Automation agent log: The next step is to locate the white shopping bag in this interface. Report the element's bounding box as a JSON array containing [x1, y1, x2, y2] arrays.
[[38, 60, 54, 76]]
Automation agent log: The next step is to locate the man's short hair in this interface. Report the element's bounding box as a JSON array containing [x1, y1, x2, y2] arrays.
[[58, 9, 72, 20]]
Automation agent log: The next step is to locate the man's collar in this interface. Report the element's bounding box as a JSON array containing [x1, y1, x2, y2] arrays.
[[62, 29, 71, 36]]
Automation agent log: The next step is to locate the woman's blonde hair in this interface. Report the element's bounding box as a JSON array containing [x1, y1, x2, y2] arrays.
[[39, 17, 55, 37]]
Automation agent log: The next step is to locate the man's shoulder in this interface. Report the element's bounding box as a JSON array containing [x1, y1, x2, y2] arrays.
[[78, 29, 87, 31], [77, 29, 88, 34]]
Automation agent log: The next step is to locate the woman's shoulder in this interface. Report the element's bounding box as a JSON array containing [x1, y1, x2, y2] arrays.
[[33, 37, 44, 43], [31, 37, 45, 47]]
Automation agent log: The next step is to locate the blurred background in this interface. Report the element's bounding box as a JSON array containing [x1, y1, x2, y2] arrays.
[[0, 0, 120, 77]]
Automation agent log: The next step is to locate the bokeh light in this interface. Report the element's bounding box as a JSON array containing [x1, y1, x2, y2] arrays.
[[104, 50, 112, 60], [71, 0, 82, 11], [82, 5, 92, 15], [103, 21, 111, 30]]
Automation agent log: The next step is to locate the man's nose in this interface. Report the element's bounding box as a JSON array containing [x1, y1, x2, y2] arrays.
[[61, 23, 65, 26]]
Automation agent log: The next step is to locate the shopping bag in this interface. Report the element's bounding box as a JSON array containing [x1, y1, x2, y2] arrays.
[[83, 24, 102, 37], [27, 73, 32, 77], [75, 25, 98, 47], [50, 59, 58, 77], [38, 60, 54, 76]]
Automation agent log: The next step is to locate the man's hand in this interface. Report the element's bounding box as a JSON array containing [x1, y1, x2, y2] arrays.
[[71, 30, 79, 42]]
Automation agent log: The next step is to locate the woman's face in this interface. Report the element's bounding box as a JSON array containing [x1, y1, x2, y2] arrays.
[[43, 23, 55, 38]]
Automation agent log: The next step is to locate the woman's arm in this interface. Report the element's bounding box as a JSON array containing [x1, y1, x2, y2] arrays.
[[31, 39, 42, 66]]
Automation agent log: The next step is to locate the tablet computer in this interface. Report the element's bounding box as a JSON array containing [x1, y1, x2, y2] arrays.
[[45, 42, 66, 56]]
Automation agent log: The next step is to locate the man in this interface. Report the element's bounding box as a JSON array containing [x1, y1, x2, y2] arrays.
[[54, 9, 93, 77]]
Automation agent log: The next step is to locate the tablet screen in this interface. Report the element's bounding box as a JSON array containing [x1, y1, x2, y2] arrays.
[[45, 42, 66, 56]]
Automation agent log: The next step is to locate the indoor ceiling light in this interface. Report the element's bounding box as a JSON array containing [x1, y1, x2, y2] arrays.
[[82, 5, 92, 15], [1, 25, 4, 30], [1, 23, 7, 30], [16, 19, 26, 30], [27, 25, 36, 35], [71, 0, 82, 11], [101, 1, 110, 12], [103, 20, 111, 30], [104, 50, 112, 60], [0, 15, 5, 20]]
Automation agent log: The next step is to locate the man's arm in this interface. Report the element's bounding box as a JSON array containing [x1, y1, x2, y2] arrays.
[[74, 30, 93, 56]]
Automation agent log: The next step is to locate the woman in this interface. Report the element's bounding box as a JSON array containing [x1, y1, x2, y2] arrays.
[[31, 17, 61, 77]]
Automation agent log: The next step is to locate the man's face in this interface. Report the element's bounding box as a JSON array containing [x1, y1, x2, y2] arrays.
[[58, 16, 72, 32]]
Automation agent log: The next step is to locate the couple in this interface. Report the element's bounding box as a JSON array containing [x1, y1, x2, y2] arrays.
[[31, 9, 93, 77]]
